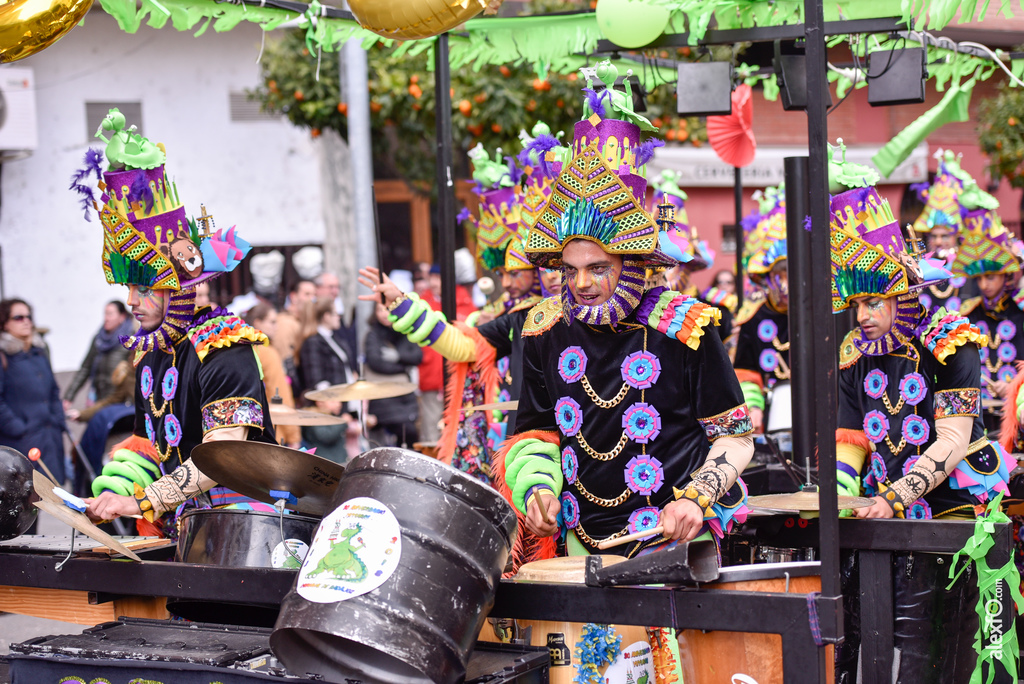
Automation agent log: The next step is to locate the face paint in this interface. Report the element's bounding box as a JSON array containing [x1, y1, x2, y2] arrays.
[[128, 285, 170, 332], [852, 296, 894, 340], [562, 240, 623, 308], [502, 268, 536, 299]]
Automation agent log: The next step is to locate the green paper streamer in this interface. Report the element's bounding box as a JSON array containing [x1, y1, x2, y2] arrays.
[[947, 492, 1023, 684], [872, 76, 976, 177]]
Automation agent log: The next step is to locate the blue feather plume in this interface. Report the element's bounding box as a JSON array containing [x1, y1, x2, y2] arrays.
[[68, 148, 105, 222], [582, 88, 609, 118], [635, 139, 664, 168]]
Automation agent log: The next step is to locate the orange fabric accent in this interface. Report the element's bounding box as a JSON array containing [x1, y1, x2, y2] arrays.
[[836, 428, 871, 452], [492, 429, 560, 577], [436, 359, 470, 466], [1000, 369, 1024, 453], [135, 517, 164, 538], [456, 323, 500, 405], [734, 368, 765, 390], [110, 434, 159, 463]]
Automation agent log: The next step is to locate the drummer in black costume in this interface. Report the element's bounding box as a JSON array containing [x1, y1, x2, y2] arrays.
[[828, 165, 1012, 682], [78, 110, 276, 531]]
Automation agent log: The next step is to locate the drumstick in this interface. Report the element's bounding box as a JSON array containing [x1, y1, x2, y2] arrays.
[[537, 491, 556, 526], [28, 448, 59, 485], [596, 525, 665, 550]]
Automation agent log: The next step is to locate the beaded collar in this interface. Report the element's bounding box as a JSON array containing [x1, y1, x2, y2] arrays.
[[983, 292, 1011, 313], [562, 258, 647, 327], [852, 293, 925, 357], [120, 288, 197, 354]]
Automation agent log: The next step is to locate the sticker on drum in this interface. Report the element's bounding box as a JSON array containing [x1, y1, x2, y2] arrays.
[[272, 539, 310, 569], [296, 496, 402, 604], [601, 640, 656, 683], [547, 633, 570, 667]]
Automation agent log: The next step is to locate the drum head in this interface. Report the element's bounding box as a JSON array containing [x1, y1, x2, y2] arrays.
[[514, 555, 627, 584]]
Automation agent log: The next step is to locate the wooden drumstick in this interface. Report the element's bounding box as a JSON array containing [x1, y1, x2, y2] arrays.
[[537, 491, 557, 526], [28, 448, 59, 485], [596, 525, 665, 550]]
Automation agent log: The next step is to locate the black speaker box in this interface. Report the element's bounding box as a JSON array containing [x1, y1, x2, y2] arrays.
[[867, 47, 927, 106], [676, 62, 733, 116]]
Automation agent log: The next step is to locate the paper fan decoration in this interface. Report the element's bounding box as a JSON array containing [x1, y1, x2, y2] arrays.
[[706, 84, 756, 168]]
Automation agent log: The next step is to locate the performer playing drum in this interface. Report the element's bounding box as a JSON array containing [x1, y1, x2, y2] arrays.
[[828, 152, 1012, 682], [74, 109, 277, 531]]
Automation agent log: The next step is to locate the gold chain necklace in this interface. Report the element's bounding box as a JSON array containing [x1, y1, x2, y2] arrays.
[[929, 282, 955, 299], [576, 430, 629, 461], [147, 348, 177, 419], [574, 480, 632, 507], [581, 376, 630, 409]]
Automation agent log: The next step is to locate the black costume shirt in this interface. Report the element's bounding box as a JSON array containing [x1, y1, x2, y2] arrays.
[[733, 298, 790, 388], [515, 291, 751, 553], [837, 325, 1000, 518]]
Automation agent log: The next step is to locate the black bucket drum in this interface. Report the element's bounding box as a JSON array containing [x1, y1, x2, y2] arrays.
[[170, 507, 320, 627], [271, 447, 517, 684]]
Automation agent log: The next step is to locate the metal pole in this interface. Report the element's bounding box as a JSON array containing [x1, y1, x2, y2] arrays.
[[784, 157, 814, 483], [734, 166, 744, 308], [434, 34, 457, 324], [344, 39, 377, 357], [804, 0, 841, 653]]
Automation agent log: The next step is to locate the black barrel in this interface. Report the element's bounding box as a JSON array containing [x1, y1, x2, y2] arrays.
[[271, 447, 517, 684]]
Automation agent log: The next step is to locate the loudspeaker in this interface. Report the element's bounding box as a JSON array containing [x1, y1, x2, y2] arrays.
[[773, 40, 834, 111], [867, 47, 927, 106], [676, 62, 733, 117]]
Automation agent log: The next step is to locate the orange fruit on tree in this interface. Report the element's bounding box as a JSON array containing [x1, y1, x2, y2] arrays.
[[459, 100, 472, 116], [474, 93, 487, 103], [665, 129, 677, 141], [500, 65, 511, 78], [409, 84, 423, 99], [370, 101, 382, 113], [491, 123, 502, 133], [337, 102, 348, 115], [526, 99, 537, 112], [410, 75, 419, 84], [1009, 116, 1018, 126], [294, 90, 304, 101], [677, 129, 689, 142], [311, 128, 321, 138]]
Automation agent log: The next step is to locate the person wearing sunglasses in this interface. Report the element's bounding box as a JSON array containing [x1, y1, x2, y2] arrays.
[[0, 299, 66, 486]]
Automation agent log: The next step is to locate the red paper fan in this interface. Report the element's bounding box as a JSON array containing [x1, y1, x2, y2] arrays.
[[707, 84, 757, 168]]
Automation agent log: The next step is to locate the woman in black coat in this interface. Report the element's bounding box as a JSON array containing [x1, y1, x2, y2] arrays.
[[0, 299, 66, 483], [365, 303, 422, 447]]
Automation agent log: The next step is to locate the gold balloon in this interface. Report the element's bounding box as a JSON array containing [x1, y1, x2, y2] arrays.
[[0, 0, 93, 63], [348, 0, 495, 40]]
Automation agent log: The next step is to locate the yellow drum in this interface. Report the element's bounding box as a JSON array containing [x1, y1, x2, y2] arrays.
[[677, 562, 834, 684], [480, 556, 659, 684]]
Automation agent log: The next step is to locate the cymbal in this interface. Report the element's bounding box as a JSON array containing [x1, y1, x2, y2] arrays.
[[269, 404, 348, 426], [191, 441, 344, 516], [304, 380, 417, 403], [464, 400, 519, 413], [748, 491, 875, 512], [33, 471, 142, 561]]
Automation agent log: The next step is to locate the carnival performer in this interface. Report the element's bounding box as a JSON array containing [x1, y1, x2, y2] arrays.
[[912, 150, 987, 312], [488, 62, 754, 558], [72, 109, 276, 530], [829, 164, 1012, 682], [951, 205, 1024, 430], [732, 184, 788, 432]]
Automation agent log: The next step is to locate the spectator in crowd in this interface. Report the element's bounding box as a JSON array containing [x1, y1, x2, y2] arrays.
[[365, 303, 421, 447], [0, 299, 66, 484], [63, 300, 134, 409], [273, 279, 316, 364], [711, 269, 736, 294], [301, 399, 350, 465], [245, 303, 301, 448], [315, 271, 357, 371], [298, 299, 355, 397]]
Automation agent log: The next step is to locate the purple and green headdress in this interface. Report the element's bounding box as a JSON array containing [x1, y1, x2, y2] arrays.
[[73, 108, 251, 293], [461, 143, 523, 272], [517, 121, 567, 233], [951, 209, 1020, 279], [526, 61, 679, 326]]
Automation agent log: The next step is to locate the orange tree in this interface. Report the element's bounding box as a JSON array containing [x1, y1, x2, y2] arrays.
[[978, 82, 1024, 189], [249, 22, 708, 191]]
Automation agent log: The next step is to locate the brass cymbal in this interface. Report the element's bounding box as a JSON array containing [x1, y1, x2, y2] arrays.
[[748, 491, 875, 512], [269, 404, 348, 426], [191, 441, 344, 516], [33, 471, 142, 561], [463, 400, 519, 413], [304, 380, 417, 403]]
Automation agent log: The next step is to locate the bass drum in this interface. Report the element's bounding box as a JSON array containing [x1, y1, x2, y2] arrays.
[[170, 507, 319, 627], [479, 556, 660, 684], [677, 562, 834, 684], [765, 380, 792, 434]]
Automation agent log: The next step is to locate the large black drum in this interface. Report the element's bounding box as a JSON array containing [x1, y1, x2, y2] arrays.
[[271, 447, 517, 684], [171, 507, 320, 627]]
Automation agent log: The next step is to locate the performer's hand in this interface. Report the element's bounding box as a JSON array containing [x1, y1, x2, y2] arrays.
[[661, 498, 706, 542], [852, 495, 894, 519], [749, 407, 764, 433], [477, 312, 496, 325], [85, 492, 142, 521], [524, 492, 560, 538], [357, 267, 403, 307], [990, 380, 1010, 400]]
